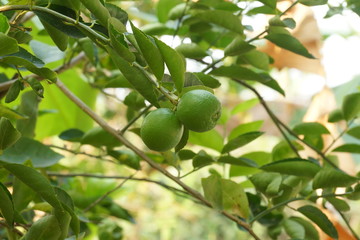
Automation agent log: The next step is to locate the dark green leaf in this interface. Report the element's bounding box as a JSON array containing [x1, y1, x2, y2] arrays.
[[332, 144, 360, 154], [26, 78, 44, 98], [290, 217, 319, 240], [0, 33, 18, 56], [176, 43, 208, 59], [59, 128, 84, 142], [106, 46, 159, 107], [249, 172, 282, 197], [265, 33, 315, 59], [189, 129, 223, 152], [299, 0, 328, 6], [192, 72, 221, 88], [175, 128, 189, 152], [1, 137, 63, 167], [347, 126, 360, 139], [230, 151, 271, 177], [194, 10, 243, 34], [106, 202, 135, 223], [79, 0, 111, 27], [40, 19, 68, 51], [0, 117, 21, 151], [5, 80, 22, 103], [283, 219, 305, 239], [192, 151, 214, 168], [124, 91, 146, 110], [131, 22, 164, 81], [201, 174, 223, 209], [298, 205, 338, 239], [269, 16, 296, 29], [108, 18, 135, 63], [222, 131, 263, 153], [108, 149, 141, 170], [218, 155, 258, 167], [313, 168, 358, 189], [81, 127, 121, 148], [0, 182, 14, 226], [221, 179, 250, 219], [210, 65, 269, 82], [261, 158, 321, 178], [3, 47, 44, 67], [24, 215, 62, 240], [293, 122, 330, 135], [326, 197, 350, 212], [272, 140, 304, 161], [327, 109, 344, 123], [224, 37, 255, 56], [177, 149, 196, 160], [342, 92, 360, 121], [155, 38, 185, 93], [1, 163, 62, 210], [106, 3, 128, 25]]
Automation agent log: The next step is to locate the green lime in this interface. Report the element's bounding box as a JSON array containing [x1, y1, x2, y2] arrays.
[[176, 89, 221, 132], [140, 108, 184, 152]]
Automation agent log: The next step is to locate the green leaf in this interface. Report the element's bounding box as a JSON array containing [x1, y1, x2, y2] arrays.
[[0, 33, 18, 56], [79, 0, 111, 27], [24, 215, 62, 240], [218, 155, 258, 167], [177, 149, 196, 160], [230, 151, 271, 177], [106, 46, 159, 107], [1, 137, 63, 167], [261, 158, 321, 178], [192, 72, 221, 88], [108, 18, 135, 63], [27, 78, 44, 98], [347, 126, 360, 139], [156, 0, 182, 22], [224, 37, 256, 56], [299, 0, 328, 6], [175, 128, 189, 152], [1, 56, 57, 82], [327, 109, 344, 123], [168, 3, 190, 20], [239, 49, 270, 71], [0, 182, 14, 226], [155, 38, 185, 93], [258, 0, 277, 9], [283, 219, 305, 239], [290, 217, 319, 240], [192, 151, 214, 168], [0, 118, 21, 151], [269, 16, 296, 29], [108, 149, 141, 170], [40, 19, 68, 51], [59, 128, 84, 142], [228, 120, 263, 140], [0, 14, 10, 34], [201, 174, 223, 210], [313, 168, 358, 189], [342, 92, 360, 121], [272, 140, 304, 161], [231, 98, 259, 115], [326, 197, 350, 212], [293, 122, 330, 135], [175, 43, 208, 59], [105, 202, 135, 223], [210, 65, 269, 82], [81, 127, 121, 148], [222, 131, 263, 153], [16, 91, 40, 138], [131, 22, 164, 81], [189, 129, 223, 152], [265, 33, 315, 59], [332, 144, 360, 154], [106, 3, 128, 25], [1, 163, 63, 210], [221, 178, 250, 219], [298, 205, 338, 239], [194, 10, 243, 34], [249, 172, 282, 197], [5, 80, 22, 103]]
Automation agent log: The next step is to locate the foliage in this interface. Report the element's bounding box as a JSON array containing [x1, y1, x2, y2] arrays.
[[0, 0, 360, 239]]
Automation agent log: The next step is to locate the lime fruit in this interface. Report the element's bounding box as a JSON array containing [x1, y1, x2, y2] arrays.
[[140, 108, 184, 152], [176, 89, 221, 132]]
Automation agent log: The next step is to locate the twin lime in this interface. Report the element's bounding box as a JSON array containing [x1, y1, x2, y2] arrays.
[[140, 89, 221, 152]]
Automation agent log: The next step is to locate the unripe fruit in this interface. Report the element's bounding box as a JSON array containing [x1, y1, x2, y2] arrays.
[[176, 89, 221, 132], [140, 108, 184, 152]]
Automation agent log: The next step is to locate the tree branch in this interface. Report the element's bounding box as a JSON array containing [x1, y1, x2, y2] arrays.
[[55, 79, 260, 240]]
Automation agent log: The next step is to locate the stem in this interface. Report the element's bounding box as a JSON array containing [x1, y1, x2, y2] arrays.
[[47, 172, 191, 198], [55, 79, 260, 240], [0, 5, 109, 44], [119, 104, 152, 134], [338, 211, 360, 240], [323, 119, 355, 154], [83, 173, 136, 212]]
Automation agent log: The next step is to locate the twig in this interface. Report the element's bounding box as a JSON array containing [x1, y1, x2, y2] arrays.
[[83, 173, 136, 212], [55, 79, 261, 240], [323, 119, 355, 154], [338, 210, 360, 240], [47, 172, 191, 198], [119, 104, 152, 134]]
